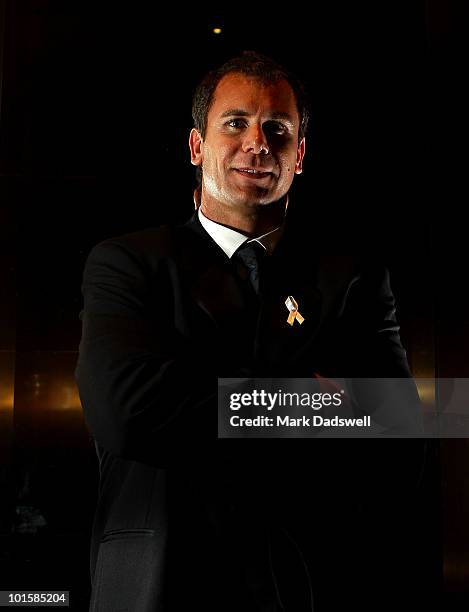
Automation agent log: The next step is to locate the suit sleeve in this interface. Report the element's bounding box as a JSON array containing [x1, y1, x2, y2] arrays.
[[339, 263, 413, 377], [74, 240, 218, 466], [340, 263, 423, 434]]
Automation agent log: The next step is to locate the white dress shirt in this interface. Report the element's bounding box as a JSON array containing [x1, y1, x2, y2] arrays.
[[197, 208, 284, 258]]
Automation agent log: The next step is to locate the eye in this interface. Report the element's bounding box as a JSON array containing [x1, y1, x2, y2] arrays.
[[225, 119, 246, 129], [265, 121, 287, 135]]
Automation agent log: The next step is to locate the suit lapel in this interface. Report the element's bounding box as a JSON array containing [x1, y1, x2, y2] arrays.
[[253, 235, 324, 369], [175, 213, 249, 330]]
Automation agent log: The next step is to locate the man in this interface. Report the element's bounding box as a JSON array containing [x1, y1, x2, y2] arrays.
[[75, 52, 424, 611]]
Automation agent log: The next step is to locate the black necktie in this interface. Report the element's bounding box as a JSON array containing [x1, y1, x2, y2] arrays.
[[233, 241, 267, 296]]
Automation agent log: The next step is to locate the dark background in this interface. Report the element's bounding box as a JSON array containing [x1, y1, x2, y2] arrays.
[[0, 1, 468, 610]]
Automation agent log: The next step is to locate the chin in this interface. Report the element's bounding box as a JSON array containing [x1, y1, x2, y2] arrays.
[[231, 189, 277, 207]]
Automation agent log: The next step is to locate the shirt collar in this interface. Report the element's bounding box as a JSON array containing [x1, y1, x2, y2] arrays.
[[195, 191, 286, 258]]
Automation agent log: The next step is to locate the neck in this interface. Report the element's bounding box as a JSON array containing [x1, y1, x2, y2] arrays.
[[198, 192, 288, 238]]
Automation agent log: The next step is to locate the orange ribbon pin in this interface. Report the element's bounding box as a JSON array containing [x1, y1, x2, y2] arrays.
[[285, 296, 304, 326]]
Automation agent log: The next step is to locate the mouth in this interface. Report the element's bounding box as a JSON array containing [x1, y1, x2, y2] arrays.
[[233, 168, 274, 180]]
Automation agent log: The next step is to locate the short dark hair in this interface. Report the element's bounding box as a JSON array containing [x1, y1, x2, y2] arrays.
[[192, 51, 309, 143]]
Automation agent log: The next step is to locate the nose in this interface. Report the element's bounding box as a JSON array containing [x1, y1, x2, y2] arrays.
[[241, 123, 269, 155]]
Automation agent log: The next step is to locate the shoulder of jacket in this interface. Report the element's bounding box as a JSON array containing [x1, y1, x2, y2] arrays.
[[87, 225, 178, 267], [317, 255, 362, 279], [98, 225, 173, 252]]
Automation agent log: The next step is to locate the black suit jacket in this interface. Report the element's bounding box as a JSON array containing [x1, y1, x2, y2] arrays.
[[75, 212, 423, 611]]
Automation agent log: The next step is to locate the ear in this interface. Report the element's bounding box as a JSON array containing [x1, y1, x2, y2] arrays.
[[189, 128, 203, 166], [294, 137, 306, 174]]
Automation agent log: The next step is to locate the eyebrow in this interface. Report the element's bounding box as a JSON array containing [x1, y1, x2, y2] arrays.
[[220, 109, 295, 126]]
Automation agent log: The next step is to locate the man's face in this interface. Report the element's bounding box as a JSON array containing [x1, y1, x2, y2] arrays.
[[190, 73, 305, 212]]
